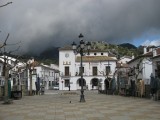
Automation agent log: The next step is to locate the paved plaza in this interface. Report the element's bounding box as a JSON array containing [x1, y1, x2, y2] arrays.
[[0, 90, 160, 120]]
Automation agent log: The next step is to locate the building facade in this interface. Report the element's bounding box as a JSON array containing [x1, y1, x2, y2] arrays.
[[59, 46, 117, 91], [36, 64, 59, 90], [152, 48, 160, 78], [128, 46, 160, 84]]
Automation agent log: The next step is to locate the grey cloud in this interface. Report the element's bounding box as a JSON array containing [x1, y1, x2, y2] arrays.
[[0, 0, 160, 54]]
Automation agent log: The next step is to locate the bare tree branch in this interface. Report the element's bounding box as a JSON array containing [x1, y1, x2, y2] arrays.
[[4, 33, 9, 45], [0, 2, 12, 8], [0, 33, 9, 48], [6, 41, 21, 46], [8, 46, 20, 54]]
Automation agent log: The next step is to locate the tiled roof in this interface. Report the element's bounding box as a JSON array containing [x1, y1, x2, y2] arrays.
[[108, 53, 116, 57], [128, 48, 160, 63], [128, 51, 154, 64], [76, 56, 117, 62], [120, 56, 132, 59], [143, 51, 152, 56], [30, 61, 40, 67]]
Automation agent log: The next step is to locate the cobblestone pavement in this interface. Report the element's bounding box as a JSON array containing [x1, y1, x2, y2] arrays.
[[0, 90, 160, 120]]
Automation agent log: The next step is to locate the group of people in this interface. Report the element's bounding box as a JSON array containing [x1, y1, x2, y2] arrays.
[[130, 74, 160, 99]]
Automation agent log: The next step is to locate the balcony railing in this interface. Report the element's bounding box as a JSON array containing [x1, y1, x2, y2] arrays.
[[61, 72, 71, 77], [75, 71, 113, 76], [60, 71, 115, 77]]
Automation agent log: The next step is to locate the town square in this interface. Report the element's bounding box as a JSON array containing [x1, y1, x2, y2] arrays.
[[0, 90, 160, 120], [1, 0, 160, 120]]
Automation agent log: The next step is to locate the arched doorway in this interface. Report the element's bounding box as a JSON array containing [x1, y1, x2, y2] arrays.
[[91, 78, 98, 89], [77, 78, 86, 90]]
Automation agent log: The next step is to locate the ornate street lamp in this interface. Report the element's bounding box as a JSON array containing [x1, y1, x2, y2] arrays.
[[72, 33, 91, 102]]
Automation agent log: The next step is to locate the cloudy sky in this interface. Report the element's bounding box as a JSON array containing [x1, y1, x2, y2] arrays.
[[0, 0, 160, 54]]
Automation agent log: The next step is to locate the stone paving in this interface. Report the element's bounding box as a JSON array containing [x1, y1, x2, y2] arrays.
[[0, 90, 160, 120]]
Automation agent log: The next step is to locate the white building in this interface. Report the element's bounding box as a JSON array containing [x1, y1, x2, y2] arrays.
[[118, 56, 132, 64], [13, 59, 59, 91], [36, 64, 59, 90], [0, 55, 19, 87], [59, 46, 117, 91], [0, 60, 4, 86], [151, 47, 160, 78], [128, 46, 158, 84]]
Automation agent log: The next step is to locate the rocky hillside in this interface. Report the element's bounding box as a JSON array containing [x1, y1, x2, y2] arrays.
[[18, 42, 141, 65]]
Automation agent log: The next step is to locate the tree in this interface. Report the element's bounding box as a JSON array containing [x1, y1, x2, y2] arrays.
[[129, 58, 144, 82], [0, 2, 12, 8], [16, 56, 39, 96], [0, 33, 20, 104]]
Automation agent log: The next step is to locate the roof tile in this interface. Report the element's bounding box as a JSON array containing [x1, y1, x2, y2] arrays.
[[76, 56, 117, 62]]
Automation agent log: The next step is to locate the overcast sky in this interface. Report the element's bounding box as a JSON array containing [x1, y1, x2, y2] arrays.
[[0, 0, 160, 54]]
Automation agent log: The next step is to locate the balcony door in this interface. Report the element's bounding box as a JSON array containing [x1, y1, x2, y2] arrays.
[[106, 66, 111, 75], [93, 67, 97, 76], [65, 66, 69, 76]]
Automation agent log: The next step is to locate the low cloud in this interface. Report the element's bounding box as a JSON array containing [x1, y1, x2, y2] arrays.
[[142, 40, 160, 46], [1, 0, 160, 54]]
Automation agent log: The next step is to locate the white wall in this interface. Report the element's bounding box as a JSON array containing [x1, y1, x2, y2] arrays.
[[128, 57, 153, 84], [119, 57, 132, 64], [59, 50, 75, 76], [152, 57, 160, 78], [142, 58, 152, 84], [35, 65, 57, 89]]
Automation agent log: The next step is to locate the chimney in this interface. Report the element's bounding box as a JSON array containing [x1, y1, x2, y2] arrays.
[[132, 53, 134, 59], [153, 48, 157, 57], [143, 46, 147, 54]]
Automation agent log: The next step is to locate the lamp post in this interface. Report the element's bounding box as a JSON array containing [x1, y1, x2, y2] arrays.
[[72, 33, 91, 102]]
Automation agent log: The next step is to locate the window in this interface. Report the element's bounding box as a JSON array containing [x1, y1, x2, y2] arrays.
[[65, 79, 69, 87], [79, 67, 84, 75], [52, 81, 54, 86], [106, 66, 111, 75], [93, 67, 97, 76], [94, 53, 97, 56], [65, 66, 70, 76], [49, 81, 51, 86], [13, 78, 16, 85], [101, 53, 103, 55]]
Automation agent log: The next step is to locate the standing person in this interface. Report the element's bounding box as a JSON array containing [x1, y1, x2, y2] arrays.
[[92, 84, 94, 90], [130, 79, 135, 96], [68, 85, 70, 91], [150, 73, 158, 99]]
